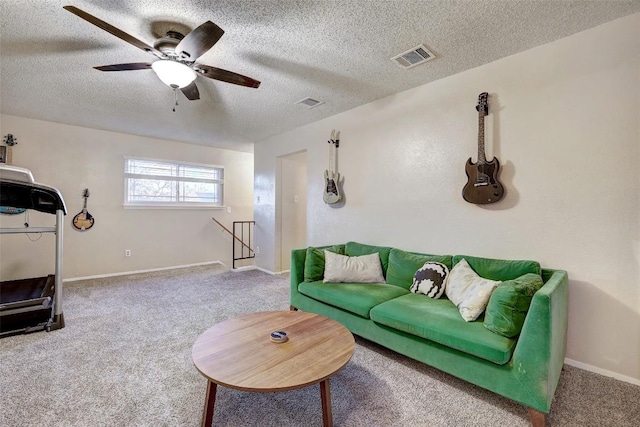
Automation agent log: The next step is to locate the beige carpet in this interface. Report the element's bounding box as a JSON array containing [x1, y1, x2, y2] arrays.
[[0, 265, 638, 426]]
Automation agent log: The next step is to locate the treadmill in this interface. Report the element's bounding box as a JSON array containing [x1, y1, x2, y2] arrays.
[[0, 165, 67, 336]]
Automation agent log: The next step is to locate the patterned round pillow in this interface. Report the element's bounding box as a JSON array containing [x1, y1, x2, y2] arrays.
[[410, 262, 449, 299]]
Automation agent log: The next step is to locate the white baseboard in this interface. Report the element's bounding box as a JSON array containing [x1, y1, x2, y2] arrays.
[[63, 261, 224, 282], [233, 266, 289, 275], [231, 265, 258, 273], [564, 358, 640, 386]]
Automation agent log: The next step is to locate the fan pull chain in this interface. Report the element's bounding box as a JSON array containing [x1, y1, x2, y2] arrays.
[[172, 88, 179, 112]]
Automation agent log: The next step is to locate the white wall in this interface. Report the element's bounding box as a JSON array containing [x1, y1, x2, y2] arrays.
[[255, 14, 640, 382], [0, 115, 254, 279]]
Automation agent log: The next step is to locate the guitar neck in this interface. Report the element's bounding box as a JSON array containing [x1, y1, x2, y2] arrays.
[[82, 189, 89, 211], [477, 109, 487, 164]]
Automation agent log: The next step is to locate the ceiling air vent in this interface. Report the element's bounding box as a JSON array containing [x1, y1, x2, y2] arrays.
[[391, 44, 435, 69], [295, 97, 324, 109]]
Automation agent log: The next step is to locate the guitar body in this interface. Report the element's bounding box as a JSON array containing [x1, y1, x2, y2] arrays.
[[323, 169, 342, 204], [72, 211, 95, 231], [462, 157, 504, 204]]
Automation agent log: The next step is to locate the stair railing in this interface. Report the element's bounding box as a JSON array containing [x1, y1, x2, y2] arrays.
[[212, 217, 255, 269]]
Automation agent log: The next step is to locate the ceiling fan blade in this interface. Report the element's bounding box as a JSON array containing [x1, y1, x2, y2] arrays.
[[63, 6, 164, 58], [195, 64, 260, 88], [181, 82, 200, 100], [94, 63, 152, 71], [175, 21, 224, 61]]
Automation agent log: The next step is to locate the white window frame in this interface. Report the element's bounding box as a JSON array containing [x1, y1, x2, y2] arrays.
[[123, 156, 225, 209]]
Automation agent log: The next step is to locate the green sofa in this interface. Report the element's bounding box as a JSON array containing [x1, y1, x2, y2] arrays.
[[290, 242, 568, 426]]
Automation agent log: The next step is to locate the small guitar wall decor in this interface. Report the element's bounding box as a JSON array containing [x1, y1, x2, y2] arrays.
[[1, 133, 17, 164], [462, 92, 505, 204], [72, 188, 95, 231], [323, 129, 342, 204]]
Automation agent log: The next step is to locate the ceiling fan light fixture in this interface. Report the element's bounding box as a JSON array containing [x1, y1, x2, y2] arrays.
[[151, 60, 196, 88]]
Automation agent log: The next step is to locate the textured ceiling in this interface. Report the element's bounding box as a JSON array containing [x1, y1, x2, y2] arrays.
[[2, 1, 639, 152]]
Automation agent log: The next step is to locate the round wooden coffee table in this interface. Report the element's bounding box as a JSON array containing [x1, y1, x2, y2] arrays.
[[192, 310, 355, 427]]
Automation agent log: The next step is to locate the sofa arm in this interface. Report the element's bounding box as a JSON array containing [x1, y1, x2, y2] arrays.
[[290, 248, 307, 306], [511, 269, 569, 411]]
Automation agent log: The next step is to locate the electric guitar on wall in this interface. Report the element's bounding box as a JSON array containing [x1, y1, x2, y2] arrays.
[[323, 129, 342, 204], [462, 92, 505, 204], [72, 188, 95, 231]]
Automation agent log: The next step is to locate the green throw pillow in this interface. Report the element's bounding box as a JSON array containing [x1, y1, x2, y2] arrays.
[[345, 242, 392, 275], [483, 273, 544, 337], [452, 254, 541, 282], [304, 245, 345, 282], [385, 248, 452, 290]]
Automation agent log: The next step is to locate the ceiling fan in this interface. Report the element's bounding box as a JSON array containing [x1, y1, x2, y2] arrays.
[[63, 5, 260, 101]]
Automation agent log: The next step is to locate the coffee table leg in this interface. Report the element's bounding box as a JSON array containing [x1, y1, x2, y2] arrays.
[[320, 379, 333, 427], [202, 380, 217, 427]]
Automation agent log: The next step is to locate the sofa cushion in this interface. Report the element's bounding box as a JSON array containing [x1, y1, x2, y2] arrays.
[[484, 273, 544, 337], [323, 251, 385, 283], [446, 259, 501, 322], [410, 262, 449, 299], [304, 245, 345, 282], [385, 248, 453, 290], [370, 293, 516, 364], [345, 242, 393, 276], [452, 254, 541, 281], [299, 281, 409, 319]]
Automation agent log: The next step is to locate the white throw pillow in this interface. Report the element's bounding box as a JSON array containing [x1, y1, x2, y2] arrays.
[[445, 258, 501, 322], [323, 251, 385, 283]]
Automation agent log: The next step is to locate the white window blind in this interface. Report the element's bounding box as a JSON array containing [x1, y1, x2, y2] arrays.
[[124, 157, 224, 207]]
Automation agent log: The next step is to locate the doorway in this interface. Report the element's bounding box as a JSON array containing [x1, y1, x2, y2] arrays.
[[279, 151, 307, 271]]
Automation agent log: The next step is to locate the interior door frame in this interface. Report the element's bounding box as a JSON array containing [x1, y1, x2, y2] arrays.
[[276, 150, 307, 272]]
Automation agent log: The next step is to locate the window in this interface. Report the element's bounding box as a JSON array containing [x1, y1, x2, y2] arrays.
[[124, 157, 224, 208]]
